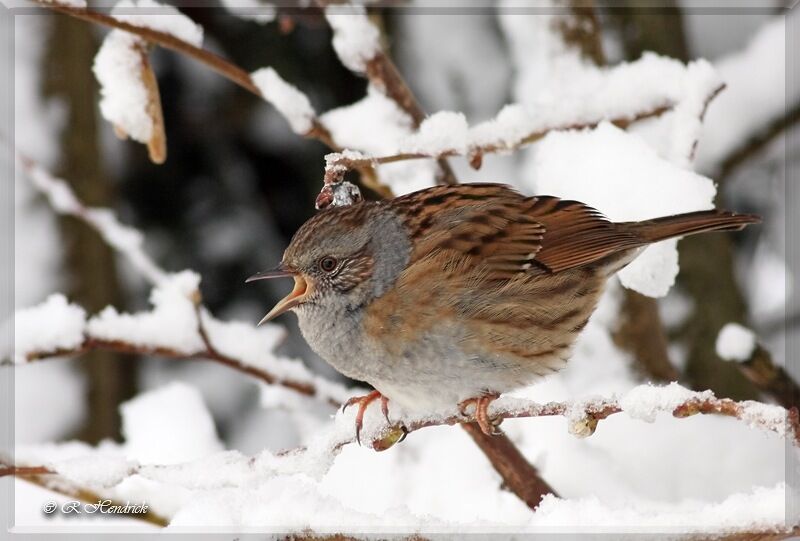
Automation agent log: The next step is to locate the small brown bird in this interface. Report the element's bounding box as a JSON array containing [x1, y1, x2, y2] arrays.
[[248, 183, 759, 438]]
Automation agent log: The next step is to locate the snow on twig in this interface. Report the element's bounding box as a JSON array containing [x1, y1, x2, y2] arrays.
[[18, 153, 167, 284], [320, 1, 457, 185], [93, 0, 202, 163], [34, 0, 339, 151], [322, 54, 723, 187]]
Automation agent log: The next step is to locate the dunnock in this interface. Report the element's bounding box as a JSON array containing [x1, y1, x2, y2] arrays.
[[248, 183, 759, 438]]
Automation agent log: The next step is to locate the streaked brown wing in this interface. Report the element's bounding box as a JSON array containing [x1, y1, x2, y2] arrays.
[[393, 183, 643, 278]]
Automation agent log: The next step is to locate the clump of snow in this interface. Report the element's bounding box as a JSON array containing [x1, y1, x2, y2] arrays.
[[219, 0, 276, 24], [93, 30, 153, 143], [5, 294, 86, 364], [324, 5, 381, 73], [620, 382, 714, 423], [110, 0, 204, 47], [51, 455, 138, 488], [400, 111, 469, 155], [532, 122, 717, 297], [716, 323, 758, 362], [469, 54, 720, 154], [86, 271, 203, 354], [93, 0, 202, 146], [121, 382, 223, 465], [251, 67, 316, 135]]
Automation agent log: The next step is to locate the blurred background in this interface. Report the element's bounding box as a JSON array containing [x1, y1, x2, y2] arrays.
[[10, 1, 795, 462]]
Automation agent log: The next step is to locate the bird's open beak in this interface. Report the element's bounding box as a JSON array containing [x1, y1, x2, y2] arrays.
[[246, 265, 310, 325]]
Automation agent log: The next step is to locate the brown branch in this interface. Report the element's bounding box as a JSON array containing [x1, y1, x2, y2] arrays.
[[4, 391, 792, 524], [368, 393, 798, 448], [364, 53, 457, 185], [718, 101, 800, 180], [732, 345, 799, 410], [15, 334, 339, 408]]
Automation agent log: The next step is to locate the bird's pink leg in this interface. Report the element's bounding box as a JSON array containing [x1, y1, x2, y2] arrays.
[[458, 392, 501, 436], [342, 390, 391, 444]]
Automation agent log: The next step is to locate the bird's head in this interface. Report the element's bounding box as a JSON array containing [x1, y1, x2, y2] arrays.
[[247, 202, 410, 325]]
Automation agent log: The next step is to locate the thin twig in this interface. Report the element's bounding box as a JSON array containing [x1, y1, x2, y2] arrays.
[[14, 334, 340, 408]]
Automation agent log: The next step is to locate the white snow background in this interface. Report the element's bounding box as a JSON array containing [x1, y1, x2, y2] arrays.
[[4, 0, 796, 536]]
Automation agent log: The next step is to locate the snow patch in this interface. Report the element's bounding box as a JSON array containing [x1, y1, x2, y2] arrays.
[[252, 67, 316, 134], [620, 383, 714, 423], [86, 271, 203, 354], [51, 455, 138, 488], [6, 294, 86, 364], [324, 5, 381, 73], [716, 323, 757, 362], [121, 382, 223, 465]]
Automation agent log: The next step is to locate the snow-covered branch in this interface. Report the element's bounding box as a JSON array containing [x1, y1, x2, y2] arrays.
[[34, 0, 338, 150], [717, 324, 799, 410], [4, 384, 795, 492], [359, 383, 798, 451], [321, 53, 723, 188], [18, 153, 167, 284], [10, 155, 351, 406], [322, 2, 458, 185]]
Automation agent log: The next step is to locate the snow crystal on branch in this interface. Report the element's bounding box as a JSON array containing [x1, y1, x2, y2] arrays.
[[716, 323, 758, 362], [40, 0, 87, 7], [619, 382, 715, 423], [5, 295, 86, 364], [324, 4, 381, 73], [251, 67, 316, 135]]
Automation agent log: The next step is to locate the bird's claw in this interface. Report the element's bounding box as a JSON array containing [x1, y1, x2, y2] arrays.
[[342, 390, 390, 446], [458, 392, 502, 436]]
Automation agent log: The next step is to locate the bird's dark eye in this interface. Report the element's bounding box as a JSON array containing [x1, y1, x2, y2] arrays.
[[319, 256, 338, 273]]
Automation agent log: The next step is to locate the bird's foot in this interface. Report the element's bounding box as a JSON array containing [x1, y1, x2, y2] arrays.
[[458, 392, 502, 436], [341, 390, 390, 445]]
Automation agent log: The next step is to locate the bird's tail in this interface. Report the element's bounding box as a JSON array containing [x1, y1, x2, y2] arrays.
[[624, 209, 761, 243]]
